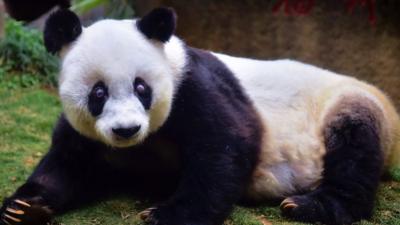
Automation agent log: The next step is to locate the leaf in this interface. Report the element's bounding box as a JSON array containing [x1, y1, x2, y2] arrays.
[[71, 0, 108, 14]]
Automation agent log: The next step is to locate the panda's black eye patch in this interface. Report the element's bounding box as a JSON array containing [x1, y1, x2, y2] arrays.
[[134, 78, 152, 110], [88, 81, 108, 117]]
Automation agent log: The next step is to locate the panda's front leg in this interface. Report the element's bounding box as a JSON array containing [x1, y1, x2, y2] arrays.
[[140, 143, 253, 225], [0, 147, 90, 225], [0, 121, 104, 225], [0, 147, 100, 225], [0, 182, 54, 225]]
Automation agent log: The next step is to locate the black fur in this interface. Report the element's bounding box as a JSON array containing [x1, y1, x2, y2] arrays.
[[281, 101, 384, 225], [137, 7, 177, 43], [4, 0, 70, 22], [44, 9, 82, 54], [143, 48, 263, 225], [0, 48, 262, 225]]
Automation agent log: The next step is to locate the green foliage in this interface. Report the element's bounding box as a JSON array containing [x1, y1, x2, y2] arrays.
[[72, 0, 108, 13], [0, 19, 59, 88], [72, 0, 135, 19], [389, 167, 400, 182]]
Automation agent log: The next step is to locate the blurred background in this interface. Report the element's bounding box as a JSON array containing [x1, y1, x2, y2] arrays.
[[0, 0, 399, 106], [144, 0, 400, 109], [157, 0, 400, 109], [0, 1, 399, 224]]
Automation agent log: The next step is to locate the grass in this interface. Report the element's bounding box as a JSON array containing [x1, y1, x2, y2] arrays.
[[0, 86, 399, 225]]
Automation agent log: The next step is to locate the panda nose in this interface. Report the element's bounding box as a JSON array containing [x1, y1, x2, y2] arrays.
[[112, 126, 141, 139]]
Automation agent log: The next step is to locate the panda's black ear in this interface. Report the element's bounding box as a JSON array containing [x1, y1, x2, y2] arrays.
[[44, 9, 82, 54], [137, 7, 177, 43]]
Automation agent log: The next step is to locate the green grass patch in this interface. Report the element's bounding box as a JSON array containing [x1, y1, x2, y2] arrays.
[[0, 86, 399, 224], [389, 167, 400, 182], [0, 19, 59, 88]]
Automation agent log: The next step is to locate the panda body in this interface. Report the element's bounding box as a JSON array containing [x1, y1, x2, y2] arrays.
[[1, 8, 400, 225], [213, 54, 400, 199]]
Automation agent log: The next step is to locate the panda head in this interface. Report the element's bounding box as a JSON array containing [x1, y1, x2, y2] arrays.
[[44, 8, 182, 148]]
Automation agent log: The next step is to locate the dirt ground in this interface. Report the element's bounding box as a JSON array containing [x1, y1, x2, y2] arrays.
[[137, 0, 400, 109]]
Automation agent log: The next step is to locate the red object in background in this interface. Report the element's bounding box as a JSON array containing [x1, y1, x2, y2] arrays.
[[346, 0, 377, 25], [272, 0, 377, 25], [272, 0, 315, 16]]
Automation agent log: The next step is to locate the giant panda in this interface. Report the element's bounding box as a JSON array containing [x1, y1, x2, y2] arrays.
[[1, 7, 400, 225]]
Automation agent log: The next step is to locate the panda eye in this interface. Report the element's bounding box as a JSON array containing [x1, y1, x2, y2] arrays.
[[91, 82, 108, 99], [94, 86, 106, 99], [134, 78, 151, 97], [135, 83, 146, 95], [134, 78, 152, 110], [88, 81, 108, 117], [134, 78, 148, 96]]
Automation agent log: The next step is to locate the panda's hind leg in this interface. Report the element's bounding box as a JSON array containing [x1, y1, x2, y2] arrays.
[[281, 95, 384, 225]]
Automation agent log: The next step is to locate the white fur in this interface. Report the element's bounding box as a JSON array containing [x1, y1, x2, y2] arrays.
[[59, 19, 186, 147]]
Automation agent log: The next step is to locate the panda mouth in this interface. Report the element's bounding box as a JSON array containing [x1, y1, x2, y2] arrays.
[[111, 134, 142, 147], [112, 129, 140, 140], [114, 135, 138, 142]]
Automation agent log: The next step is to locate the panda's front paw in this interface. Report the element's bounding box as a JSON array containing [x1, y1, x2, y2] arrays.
[[280, 195, 322, 223], [138, 207, 157, 223], [138, 205, 181, 225], [0, 197, 53, 225]]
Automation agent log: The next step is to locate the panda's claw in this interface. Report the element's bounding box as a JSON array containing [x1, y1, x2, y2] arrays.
[[282, 203, 298, 210], [280, 198, 298, 211], [280, 198, 293, 207], [1, 198, 54, 225], [138, 207, 157, 221], [13, 200, 30, 208], [5, 208, 24, 215], [3, 214, 21, 223]]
